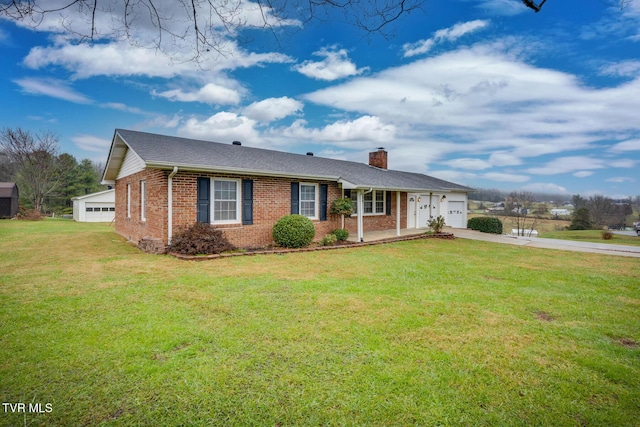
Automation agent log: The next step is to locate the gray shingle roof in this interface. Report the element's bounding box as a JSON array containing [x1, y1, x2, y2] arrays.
[[105, 129, 472, 192]]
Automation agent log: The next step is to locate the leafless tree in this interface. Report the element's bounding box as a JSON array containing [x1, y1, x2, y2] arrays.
[[506, 191, 540, 236], [0, 127, 61, 212], [587, 195, 612, 228], [0, 0, 425, 62]]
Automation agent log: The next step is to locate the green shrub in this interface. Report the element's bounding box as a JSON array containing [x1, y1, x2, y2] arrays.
[[320, 234, 338, 246], [272, 214, 316, 248], [467, 217, 503, 234], [427, 215, 446, 233], [331, 228, 349, 241], [169, 222, 236, 255], [330, 197, 354, 216]]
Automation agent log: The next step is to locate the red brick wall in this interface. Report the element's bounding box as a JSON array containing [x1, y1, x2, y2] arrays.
[[114, 169, 167, 244], [343, 191, 407, 235], [115, 169, 407, 249]]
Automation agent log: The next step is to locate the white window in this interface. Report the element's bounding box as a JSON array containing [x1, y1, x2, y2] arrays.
[[212, 179, 240, 224], [351, 190, 385, 215], [127, 183, 131, 218], [300, 183, 318, 219], [140, 180, 147, 221]]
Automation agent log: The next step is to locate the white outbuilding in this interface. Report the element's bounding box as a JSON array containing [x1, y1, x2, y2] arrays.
[[72, 189, 115, 222]]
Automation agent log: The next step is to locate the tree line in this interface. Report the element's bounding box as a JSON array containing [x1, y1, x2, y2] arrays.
[[0, 127, 106, 215], [473, 189, 639, 234]]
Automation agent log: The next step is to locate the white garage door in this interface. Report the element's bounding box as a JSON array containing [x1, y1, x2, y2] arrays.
[[85, 204, 115, 222], [447, 201, 466, 228]]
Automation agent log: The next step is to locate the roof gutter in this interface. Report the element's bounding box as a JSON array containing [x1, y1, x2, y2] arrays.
[[167, 166, 178, 245], [146, 161, 340, 182]]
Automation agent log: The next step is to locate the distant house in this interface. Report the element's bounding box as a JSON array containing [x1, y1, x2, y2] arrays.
[[489, 202, 505, 212], [550, 208, 571, 217], [72, 189, 115, 222], [101, 129, 473, 251], [0, 182, 19, 219]]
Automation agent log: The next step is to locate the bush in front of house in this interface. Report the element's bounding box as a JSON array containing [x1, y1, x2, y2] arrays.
[[320, 233, 338, 246], [330, 228, 349, 241], [169, 222, 236, 255], [272, 214, 316, 248], [467, 217, 503, 234], [427, 215, 446, 233]]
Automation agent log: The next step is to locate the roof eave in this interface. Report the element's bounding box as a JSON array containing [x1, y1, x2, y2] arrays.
[[145, 161, 341, 182]]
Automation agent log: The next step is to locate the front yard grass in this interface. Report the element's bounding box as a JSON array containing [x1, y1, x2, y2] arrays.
[[1, 220, 639, 426], [541, 229, 640, 247]]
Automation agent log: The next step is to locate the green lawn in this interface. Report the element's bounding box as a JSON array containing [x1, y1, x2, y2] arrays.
[[540, 229, 640, 247], [1, 220, 639, 426]]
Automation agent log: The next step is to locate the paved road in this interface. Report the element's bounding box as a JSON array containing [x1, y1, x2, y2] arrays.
[[450, 228, 640, 258]]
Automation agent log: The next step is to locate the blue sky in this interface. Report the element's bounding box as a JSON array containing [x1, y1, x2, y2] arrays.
[[1, 0, 639, 198]]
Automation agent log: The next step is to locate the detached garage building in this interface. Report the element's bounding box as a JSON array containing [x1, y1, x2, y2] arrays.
[[72, 189, 115, 222], [0, 182, 19, 219]]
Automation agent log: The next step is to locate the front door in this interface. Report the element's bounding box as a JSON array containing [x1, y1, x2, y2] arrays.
[[407, 195, 417, 228], [408, 194, 436, 228]]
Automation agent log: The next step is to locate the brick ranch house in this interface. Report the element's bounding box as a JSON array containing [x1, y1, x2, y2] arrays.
[[102, 129, 473, 252]]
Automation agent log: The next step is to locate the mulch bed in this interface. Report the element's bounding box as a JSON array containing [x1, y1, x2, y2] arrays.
[[170, 232, 454, 261]]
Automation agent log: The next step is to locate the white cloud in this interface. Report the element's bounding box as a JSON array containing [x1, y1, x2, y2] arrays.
[[280, 116, 396, 146], [483, 172, 530, 183], [7, 0, 300, 59], [476, 0, 527, 16], [521, 183, 569, 194], [403, 20, 490, 57], [489, 151, 523, 166], [23, 40, 291, 79], [443, 158, 492, 170], [71, 134, 111, 153], [242, 97, 303, 122], [304, 39, 640, 177], [528, 156, 636, 175], [14, 77, 92, 104], [600, 60, 640, 78], [178, 112, 259, 142], [293, 47, 367, 81], [606, 176, 635, 183], [609, 139, 640, 152], [573, 171, 594, 178], [155, 83, 243, 105]]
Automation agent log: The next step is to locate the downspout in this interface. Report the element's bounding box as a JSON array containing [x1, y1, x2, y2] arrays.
[[167, 166, 178, 245]]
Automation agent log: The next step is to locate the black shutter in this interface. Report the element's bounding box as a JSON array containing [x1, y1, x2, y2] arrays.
[[320, 184, 328, 221], [386, 191, 392, 216], [242, 179, 253, 225], [291, 182, 299, 214], [197, 177, 210, 223]]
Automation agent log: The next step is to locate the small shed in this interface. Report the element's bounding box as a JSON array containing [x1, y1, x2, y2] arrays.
[[72, 189, 115, 222], [0, 182, 19, 219]]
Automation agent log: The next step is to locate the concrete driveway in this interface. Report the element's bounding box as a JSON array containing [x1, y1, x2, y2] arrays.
[[449, 228, 640, 258]]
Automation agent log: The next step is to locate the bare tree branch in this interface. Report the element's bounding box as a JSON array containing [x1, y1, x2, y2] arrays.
[[0, 0, 426, 62]]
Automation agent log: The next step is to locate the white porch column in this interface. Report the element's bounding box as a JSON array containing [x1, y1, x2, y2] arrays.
[[396, 191, 401, 236], [357, 189, 364, 242], [167, 166, 178, 244]]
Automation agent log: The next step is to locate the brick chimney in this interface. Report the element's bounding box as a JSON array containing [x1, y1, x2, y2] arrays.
[[369, 147, 388, 169]]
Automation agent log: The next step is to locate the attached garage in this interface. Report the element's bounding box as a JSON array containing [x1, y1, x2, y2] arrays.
[[72, 189, 115, 222]]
